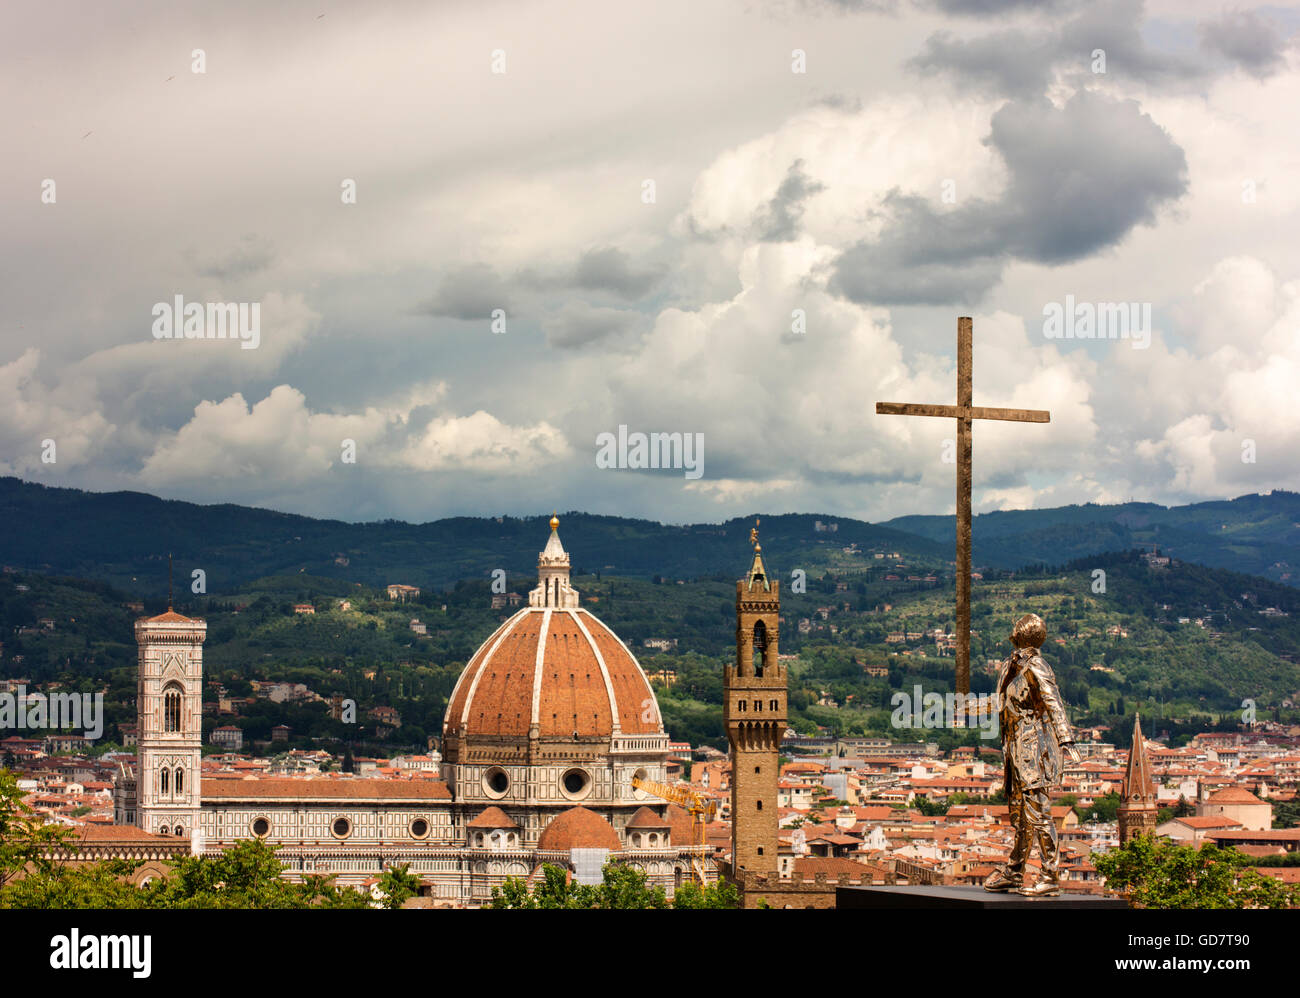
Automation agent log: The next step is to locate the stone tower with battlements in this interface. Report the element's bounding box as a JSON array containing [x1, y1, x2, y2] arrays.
[[1117, 713, 1158, 845], [725, 536, 787, 877]]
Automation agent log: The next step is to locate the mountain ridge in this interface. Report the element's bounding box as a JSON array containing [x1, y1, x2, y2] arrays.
[[3, 477, 1297, 593]]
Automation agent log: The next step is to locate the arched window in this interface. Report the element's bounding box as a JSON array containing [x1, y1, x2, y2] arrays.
[[752, 621, 767, 675], [160, 767, 169, 794], [175, 767, 183, 794], [163, 683, 183, 733]]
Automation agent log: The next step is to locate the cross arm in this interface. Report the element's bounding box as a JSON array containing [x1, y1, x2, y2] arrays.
[[875, 402, 1050, 423]]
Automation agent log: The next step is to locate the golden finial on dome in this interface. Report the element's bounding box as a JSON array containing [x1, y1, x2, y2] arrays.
[[550, 512, 559, 531]]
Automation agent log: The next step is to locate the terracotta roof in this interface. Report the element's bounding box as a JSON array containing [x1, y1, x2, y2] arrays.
[[201, 777, 452, 801], [1256, 867, 1300, 883], [467, 806, 519, 829], [444, 607, 661, 740], [793, 857, 877, 880], [626, 806, 670, 829], [1172, 816, 1242, 829], [137, 609, 203, 625], [537, 806, 621, 852], [67, 824, 180, 843], [665, 804, 695, 845], [1205, 786, 1264, 805]]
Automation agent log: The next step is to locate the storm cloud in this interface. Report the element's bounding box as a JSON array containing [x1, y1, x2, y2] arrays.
[[831, 91, 1188, 305]]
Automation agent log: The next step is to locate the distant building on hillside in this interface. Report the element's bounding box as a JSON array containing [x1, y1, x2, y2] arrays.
[[210, 725, 243, 752]]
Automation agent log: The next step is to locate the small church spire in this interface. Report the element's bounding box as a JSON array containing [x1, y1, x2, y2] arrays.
[[1123, 713, 1155, 799], [168, 552, 174, 610], [1118, 712, 1158, 844]]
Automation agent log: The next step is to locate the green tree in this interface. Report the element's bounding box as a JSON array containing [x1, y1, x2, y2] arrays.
[[489, 862, 735, 909], [671, 878, 740, 909], [1093, 837, 1298, 909], [912, 796, 948, 817], [3, 857, 148, 909], [376, 862, 421, 909], [0, 769, 75, 893], [1075, 791, 1121, 824], [143, 839, 368, 909]]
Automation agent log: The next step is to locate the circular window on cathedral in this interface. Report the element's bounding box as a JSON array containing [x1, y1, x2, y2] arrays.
[[331, 817, 352, 839], [631, 768, 650, 800], [251, 817, 270, 838], [483, 767, 510, 799], [410, 818, 429, 839], [560, 767, 592, 801]]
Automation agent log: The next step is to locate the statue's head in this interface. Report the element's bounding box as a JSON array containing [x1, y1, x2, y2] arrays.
[[1010, 613, 1046, 649]]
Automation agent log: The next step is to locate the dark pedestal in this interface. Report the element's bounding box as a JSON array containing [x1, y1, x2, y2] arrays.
[[836, 885, 1129, 909]]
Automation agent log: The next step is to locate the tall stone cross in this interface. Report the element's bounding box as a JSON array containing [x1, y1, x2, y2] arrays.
[[876, 317, 1050, 695]]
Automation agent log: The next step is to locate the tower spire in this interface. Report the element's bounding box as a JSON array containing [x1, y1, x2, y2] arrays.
[[168, 552, 173, 610], [1117, 712, 1158, 844], [746, 518, 768, 590]]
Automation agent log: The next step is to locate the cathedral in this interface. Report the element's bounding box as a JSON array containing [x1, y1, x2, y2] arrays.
[[111, 518, 711, 905]]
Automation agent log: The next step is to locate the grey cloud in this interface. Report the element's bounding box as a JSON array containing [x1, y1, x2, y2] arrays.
[[192, 235, 275, 281], [543, 301, 646, 350], [417, 263, 511, 320], [830, 91, 1187, 305], [572, 247, 666, 300], [1059, 0, 1204, 86], [816, 93, 864, 113], [798, 0, 899, 13], [911, 0, 1213, 99], [1199, 10, 1291, 79], [755, 160, 826, 242], [921, 0, 1081, 14], [908, 29, 1057, 98]]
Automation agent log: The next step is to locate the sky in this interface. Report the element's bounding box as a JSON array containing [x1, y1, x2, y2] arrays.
[[2, 0, 1299, 525]]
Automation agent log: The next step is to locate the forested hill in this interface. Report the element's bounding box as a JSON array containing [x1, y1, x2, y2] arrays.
[[884, 490, 1300, 584], [1, 477, 1297, 595]]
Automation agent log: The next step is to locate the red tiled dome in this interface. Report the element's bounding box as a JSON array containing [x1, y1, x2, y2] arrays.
[[537, 807, 622, 852], [626, 806, 670, 829], [467, 806, 519, 829], [444, 608, 663, 740]]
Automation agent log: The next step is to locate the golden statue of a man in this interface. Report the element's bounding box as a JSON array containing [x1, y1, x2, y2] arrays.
[[984, 613, 1080, 897]]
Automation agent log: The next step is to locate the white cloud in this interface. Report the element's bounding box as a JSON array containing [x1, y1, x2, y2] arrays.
[[0, 349, 113, 475]]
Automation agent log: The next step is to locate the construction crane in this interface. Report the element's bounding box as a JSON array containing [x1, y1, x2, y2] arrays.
[[630, 776, 717, 884]]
